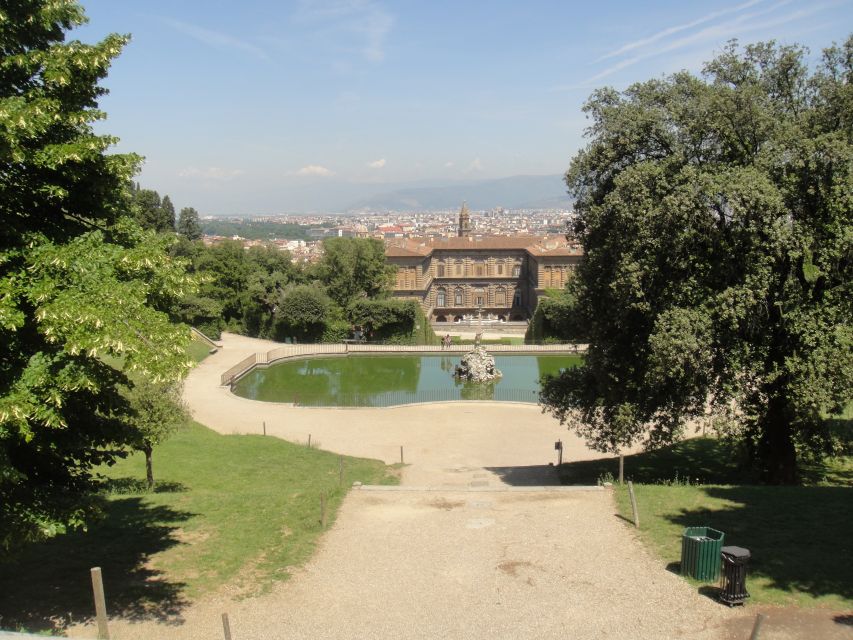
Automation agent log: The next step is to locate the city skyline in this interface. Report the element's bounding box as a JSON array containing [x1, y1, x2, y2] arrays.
[[77, 0, 853, 214]]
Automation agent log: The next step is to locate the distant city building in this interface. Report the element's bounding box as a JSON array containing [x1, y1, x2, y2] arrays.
[[386, 203, 581, 322]]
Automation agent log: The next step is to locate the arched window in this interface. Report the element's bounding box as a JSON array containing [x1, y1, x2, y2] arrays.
[[436, 288, 447, 307], [454, 288, 463, 306], [512, 264, 521, 278]]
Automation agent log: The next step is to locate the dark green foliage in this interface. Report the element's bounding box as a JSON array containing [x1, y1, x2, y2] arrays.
[[316, 237, 395, 308], [201, 219, 315, 241], [526, 289, 583, 343], [541, 38, 853, 484], [131, 187, 172, 232], [349, 298, 415, 339], [275, 285, 332, 342], [176, 207, 202, 241], [0, 1, 194, 552]]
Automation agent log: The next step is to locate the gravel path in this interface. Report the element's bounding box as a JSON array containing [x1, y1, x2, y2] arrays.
[[72, 334, 744, 639], [92, 485, 734, 640]]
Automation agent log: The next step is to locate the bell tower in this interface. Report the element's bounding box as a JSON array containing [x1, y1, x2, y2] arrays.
[[457, 201, 472, 237]]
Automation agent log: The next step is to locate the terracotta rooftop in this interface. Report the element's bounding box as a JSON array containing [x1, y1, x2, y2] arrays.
[[385, 235, 582, 258]]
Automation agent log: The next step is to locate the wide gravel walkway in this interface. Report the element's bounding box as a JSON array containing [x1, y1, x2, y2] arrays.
[[79, 334, 744, 639]]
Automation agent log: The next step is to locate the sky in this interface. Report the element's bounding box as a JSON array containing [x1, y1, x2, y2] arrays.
[[74, 0, 853, 214]]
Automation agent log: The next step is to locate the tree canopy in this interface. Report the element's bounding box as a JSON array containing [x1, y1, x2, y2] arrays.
[[0, 1, 194, 552], [315, 237, 395, 308], [540, 39, 852, 484]]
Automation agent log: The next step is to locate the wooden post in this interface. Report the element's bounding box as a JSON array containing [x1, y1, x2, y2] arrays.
[[619, 454, 624, 485], [262, 421, 266, 436], [749, 613, 766, 640], [222, 612, 232, 640], [339, 456, 344, 487], [557, 440, 563, 466], [400, 446, 404, 465], [90, 567, 110, 640], [308, 433, 311, 448], [320, 494, 327, 529], [627, 481, 640, 528]]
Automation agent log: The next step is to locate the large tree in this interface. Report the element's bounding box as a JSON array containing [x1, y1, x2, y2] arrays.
[[177, 206, 202, 241], [540, 39, 852, 484], [0, 1, 193, 552], [315, 237, 395, 308]]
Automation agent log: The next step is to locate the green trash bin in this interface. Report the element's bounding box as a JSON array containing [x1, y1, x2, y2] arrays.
[[681, 526, 725, 581]]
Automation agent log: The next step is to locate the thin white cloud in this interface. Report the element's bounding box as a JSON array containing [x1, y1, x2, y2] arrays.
[[178, 166, 245, 180], [295, 0, 393, 62], [597, 0, 766, 62], [444, 161, 455, 168], [580, 0, 823, 86], [368, 158, 386, 168], [295, 164, 335, 176], [161, 18, 268, 60]]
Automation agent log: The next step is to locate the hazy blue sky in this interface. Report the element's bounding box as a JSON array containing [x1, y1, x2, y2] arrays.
[[75, 0, 852, 214]]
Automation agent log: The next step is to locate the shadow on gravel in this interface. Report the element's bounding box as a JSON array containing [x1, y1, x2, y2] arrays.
[[0, 495, 193, 634], [485, 465, 561, 486]]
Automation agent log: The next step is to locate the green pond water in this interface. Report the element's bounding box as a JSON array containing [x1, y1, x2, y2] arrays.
[[232, 354, 583, 407]]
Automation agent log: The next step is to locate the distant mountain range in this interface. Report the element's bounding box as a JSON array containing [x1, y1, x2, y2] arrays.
[[345, 174, 570, 212]]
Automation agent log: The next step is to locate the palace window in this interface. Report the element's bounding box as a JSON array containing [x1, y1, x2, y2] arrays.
[[455, 263, 462, 276], [513, 290, 522, 307], [454, 288, 463, 306], [512, 264, 521, 278], [436, 288, 446, 307], [437, 263, 445, 277], [474, 287, 485, 307], [497, 262, 504, 275], [495, 287, 506, 306], [475, 260, 485, 277]]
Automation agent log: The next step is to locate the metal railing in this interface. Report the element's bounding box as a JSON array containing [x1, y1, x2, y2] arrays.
[[289, 387, 542, 407]]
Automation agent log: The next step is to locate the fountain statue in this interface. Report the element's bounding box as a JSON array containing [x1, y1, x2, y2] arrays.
[[454, 346, 502, 383], [453, 305, 502, 383]]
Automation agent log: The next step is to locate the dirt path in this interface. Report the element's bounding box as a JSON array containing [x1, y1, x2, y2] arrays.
[[86, 488, 737, 640], [69, 335, 841, 639]]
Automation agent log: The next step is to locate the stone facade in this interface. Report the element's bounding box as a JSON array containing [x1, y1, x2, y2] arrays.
[[385, 209, 582, 322]]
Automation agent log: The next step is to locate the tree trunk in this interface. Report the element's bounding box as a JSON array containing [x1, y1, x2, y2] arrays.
[[144, 444, 155, 490], [757, 393, 798, 484]]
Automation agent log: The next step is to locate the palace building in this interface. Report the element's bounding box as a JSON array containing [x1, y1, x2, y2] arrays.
[[385, 203, 582, 322]]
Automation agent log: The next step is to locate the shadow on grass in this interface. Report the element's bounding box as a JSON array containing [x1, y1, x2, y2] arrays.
[[485, 464, 561, 486], [0, 492, 193, 633], [557, 438, 752, 486], [100, 477, 187, 495], [666, 485, 853, 603]]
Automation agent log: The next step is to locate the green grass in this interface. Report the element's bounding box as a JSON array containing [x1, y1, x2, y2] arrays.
[[0, 422, 397, 633], [448, 336, 524, 345], [187, 338, 213, 363], [559, 439, 852, 609]]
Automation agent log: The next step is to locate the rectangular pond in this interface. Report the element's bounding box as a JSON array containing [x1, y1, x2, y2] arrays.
[[232, 353, 582, 407]]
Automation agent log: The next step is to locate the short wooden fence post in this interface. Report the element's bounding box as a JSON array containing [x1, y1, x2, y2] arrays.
[[627, 481, 640, 528], [222, 612, 232, 640], [90, 567, 110, 640], [619, 454, 624, 485]]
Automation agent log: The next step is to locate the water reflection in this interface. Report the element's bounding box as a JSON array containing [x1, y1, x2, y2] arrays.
[[233, 354, 582, 407]]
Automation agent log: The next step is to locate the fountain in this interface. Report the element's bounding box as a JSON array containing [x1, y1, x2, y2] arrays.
[[453, 305, 502, 383]]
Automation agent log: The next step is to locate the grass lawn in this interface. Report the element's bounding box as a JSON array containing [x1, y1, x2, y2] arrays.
[[187, 337, 214, 363], [0, 422, 397, 633], [448, 336, 525, 345], [559, 438, 852, 609]]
